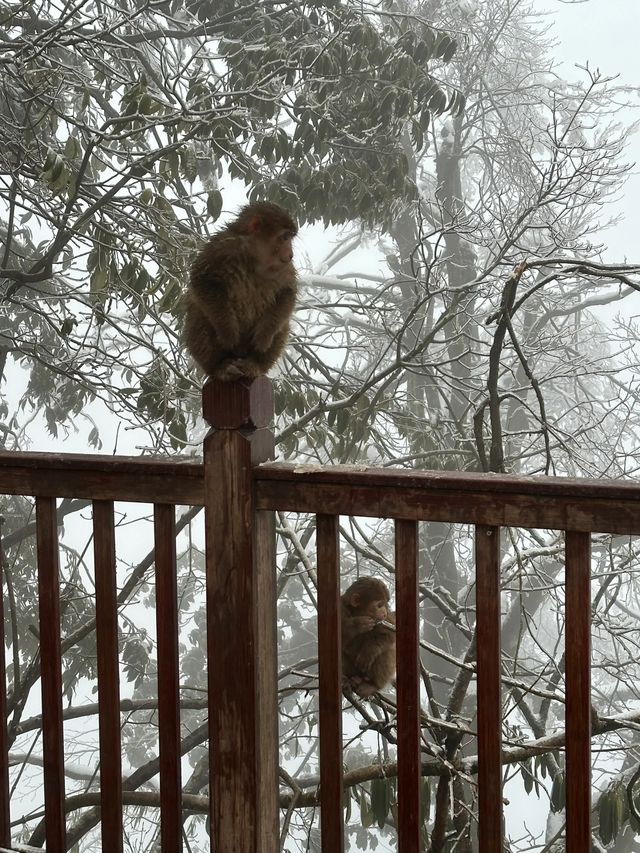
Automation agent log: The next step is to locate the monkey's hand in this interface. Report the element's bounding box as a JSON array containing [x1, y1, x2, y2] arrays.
[[251, 326, 276, 353], [250, 286, 296, 351], [215, 358, 265, 381], [354, 680, 378, 699], [215, 359, 253, 380], [349, 615, 377, 633]]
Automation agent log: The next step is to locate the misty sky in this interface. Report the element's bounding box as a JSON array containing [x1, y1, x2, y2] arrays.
[[538, 0, 640, 261]]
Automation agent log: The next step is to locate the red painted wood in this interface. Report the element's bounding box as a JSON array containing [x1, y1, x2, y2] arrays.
[[93, 500, 123, 853], [316, 514, 344, 853], [35, 496, 66, 850], [0, 451, 203, 505], [254, 510, 279, 852], [395, 520, 421, 852], [475, 525, 502, 853], [3, 451, 640, 532], [153, 504, 182, 852], [0, 523, 11, 845], [255, 465, 640, 535], [565, 531, 591, 852], [202, 378, 278, 853]]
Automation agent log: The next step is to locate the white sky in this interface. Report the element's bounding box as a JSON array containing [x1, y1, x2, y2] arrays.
[[536, 0, 640, 261]]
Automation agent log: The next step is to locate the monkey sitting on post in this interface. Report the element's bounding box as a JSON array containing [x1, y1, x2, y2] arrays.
[[341, 577, 396, 699], [184, 201, 298, 380]]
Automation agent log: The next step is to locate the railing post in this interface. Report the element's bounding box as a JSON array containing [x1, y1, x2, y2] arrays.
[[202, 377, 278, 853]]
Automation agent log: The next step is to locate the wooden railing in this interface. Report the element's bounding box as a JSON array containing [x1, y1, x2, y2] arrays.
[[0, 376, 639, 851]]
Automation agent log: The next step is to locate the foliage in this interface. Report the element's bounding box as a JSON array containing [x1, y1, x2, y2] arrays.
[[2, 0, 640, 850], [0, 0, 455, 451]]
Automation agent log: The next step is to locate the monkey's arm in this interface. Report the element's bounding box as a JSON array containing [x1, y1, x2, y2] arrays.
[[342, 614, 376, 646], [189, 283, 241, 349], [189, 241, 247, 348], [251, 285, 297, 352]]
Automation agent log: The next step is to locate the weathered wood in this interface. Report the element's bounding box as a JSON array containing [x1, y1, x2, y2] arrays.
[[202, 375, 273, 429], [0, 523, 11, 846], [395, 520, 421, 853], [316, 514, 344, 853], [35, 497, 66, 851], [0, 428, 628, 852], [93, 500, 123, 852], [202, 378, 277, 853], [0, 452, 203, 505], [3, 452, 640, 532], [475, 525, 502, 853], [255, 465, 640, 534], [565, 532, 591, 852], [153, 504, 182, 853], [254, 509, 279, 852]]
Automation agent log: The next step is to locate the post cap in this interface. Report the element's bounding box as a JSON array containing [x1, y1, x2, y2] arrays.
[[202, 376, 274, 429]]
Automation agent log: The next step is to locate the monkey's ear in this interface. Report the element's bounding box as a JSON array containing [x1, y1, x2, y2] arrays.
[[348, 593, 361, 608], [246, 215, 262, 234]]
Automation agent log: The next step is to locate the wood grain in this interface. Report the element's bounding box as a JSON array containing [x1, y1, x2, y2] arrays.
[[475, 525, 502, 853], [0, 525, 11, 846], [202, 377, 278, 853], [317, 514, 344, 853], [93, 500, 123, 852], [0, 451, 203, 504], [154, 504, 182, 852], [255, 465, 640, 534], [36, 496, 66, 851], [395, 520, 421, 852], [565, 532, 591, 852]]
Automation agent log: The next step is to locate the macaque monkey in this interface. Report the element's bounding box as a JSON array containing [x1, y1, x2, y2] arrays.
[[184, 201, 298, 380], [341, 577, 396, 699]]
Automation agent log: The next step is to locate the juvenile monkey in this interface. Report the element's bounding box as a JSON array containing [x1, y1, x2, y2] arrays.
[[341, 577, 396, 699], [184, 201, 298, 380]]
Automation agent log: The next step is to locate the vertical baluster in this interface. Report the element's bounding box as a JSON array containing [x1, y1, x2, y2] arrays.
[[565, 531, 591, 851], [395, 519, 421, 851], [36, 496, 66, 850], [475, 525, 502, 852], [0, 521, 11, 846], [154, 504, 182, 851], [93, 500, 123, 852], [317, 513, 344, 853], [254, 508, 279, 852]]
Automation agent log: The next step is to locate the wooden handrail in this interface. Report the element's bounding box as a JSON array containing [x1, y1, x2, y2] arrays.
[[0, 451, 204, 504], [254, 462, 640, 533]]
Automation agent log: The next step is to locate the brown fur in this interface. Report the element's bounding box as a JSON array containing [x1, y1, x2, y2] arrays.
[[341, 577, 396, 698], [184, 201, 298, 380]]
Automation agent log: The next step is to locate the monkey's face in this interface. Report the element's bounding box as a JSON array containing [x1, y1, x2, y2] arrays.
[[363, 598, 389, 622], [253, 229, 296, 276]]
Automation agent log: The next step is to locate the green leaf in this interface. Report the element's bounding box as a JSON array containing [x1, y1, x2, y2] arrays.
[[434, 34, 455, 60], [43, 146, 57, 172], [371, 777, 390, 829], [599, 790, 614, 845], [550, 771, 565, 813], [64, 136, 81, 160], [181, 146, 198, 182], [90, 267, 108, 296], [359, 790, 374, 828], [428, 89, 448, 115], [420, 778, 431, 823], [343, 788, 352, 822], [441, 38, 457, 62], [207, 190, 223, 221], [170, 411, 187, 450]]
